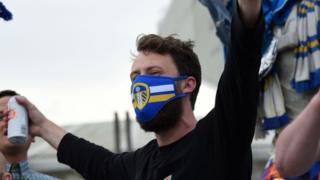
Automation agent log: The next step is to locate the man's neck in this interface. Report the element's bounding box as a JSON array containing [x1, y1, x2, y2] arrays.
[[4, 153, 27, 164], [156, 110, 197, 147]]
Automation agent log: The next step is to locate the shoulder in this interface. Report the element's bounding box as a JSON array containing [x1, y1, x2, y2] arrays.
[[196, 108, 216, 128], [136, 139, 158, 154], [129, 139, 158, 161]]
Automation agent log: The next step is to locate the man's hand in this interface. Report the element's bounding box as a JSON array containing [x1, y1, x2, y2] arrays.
[[14, 96, 47, 137], [238, 0, 262, 27], [6, 96, 67, 149]]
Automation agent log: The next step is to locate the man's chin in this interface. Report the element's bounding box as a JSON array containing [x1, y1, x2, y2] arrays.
[[139, 122, 175, 134], [137, 99, 183, 133]]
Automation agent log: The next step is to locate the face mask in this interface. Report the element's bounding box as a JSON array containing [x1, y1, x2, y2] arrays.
[[131, 75, 187, 123]]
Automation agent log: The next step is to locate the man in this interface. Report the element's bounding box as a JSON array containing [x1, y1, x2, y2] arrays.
[[3, 0, 264, 179], [0, 90, 58, 180], [275, 89, 320, 178]]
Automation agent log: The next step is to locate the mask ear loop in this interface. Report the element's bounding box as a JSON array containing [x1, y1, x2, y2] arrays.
[[173, 75, 189, 98], [173, 76, 188, 81]]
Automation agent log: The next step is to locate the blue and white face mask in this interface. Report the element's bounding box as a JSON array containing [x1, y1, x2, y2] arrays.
[[131, 75, 187, 123]]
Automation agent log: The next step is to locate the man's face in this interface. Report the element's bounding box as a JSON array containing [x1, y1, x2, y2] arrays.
[[131, 52, 184, 133]]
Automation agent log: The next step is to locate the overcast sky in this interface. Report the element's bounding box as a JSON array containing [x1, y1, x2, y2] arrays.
[[0, 0, 215, 125]]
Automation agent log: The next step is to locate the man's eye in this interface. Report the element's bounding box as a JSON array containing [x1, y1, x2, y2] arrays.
[[0, 114, 3, 121], [150, 72, 160, 75]]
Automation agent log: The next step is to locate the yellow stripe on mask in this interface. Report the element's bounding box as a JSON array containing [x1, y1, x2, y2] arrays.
[[149, 94, 175, 103], [133, 101, 137, 108]]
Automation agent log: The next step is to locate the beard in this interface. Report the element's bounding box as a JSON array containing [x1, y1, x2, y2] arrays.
[[138, 98, 183, 134]]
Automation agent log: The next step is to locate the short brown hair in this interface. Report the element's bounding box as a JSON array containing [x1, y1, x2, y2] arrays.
[[136, 34, 201, 109]]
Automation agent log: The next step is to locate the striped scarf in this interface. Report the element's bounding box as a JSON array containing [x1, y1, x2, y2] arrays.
[[292, 0, 320, 92]]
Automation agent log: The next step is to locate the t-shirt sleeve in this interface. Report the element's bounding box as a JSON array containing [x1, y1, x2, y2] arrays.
[[200, 4, 264, 152], [57, 133, 136, 180]]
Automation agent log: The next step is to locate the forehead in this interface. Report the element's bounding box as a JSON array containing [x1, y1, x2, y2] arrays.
[[131, 52, 178, 73], [0, 96, 10, 112]]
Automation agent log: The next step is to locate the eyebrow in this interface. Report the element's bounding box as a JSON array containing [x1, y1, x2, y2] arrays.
[[147, 66, 162, 71], [131, 66, 163, 75]]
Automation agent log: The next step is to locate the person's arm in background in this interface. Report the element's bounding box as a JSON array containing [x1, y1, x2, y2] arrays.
[[275, 90, 320, 177]]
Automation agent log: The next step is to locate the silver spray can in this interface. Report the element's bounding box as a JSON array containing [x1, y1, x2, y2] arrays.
[[7, 97, 28, 145]]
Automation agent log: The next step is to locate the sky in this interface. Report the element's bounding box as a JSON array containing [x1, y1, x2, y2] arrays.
[[0, 0, 216, 125]]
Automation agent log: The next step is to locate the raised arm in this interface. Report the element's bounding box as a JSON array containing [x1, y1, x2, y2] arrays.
[[198, 2, 264, 178], [213, 0, 263, 144], [199, 3, 263, 179], [275, 90, 320, 177]]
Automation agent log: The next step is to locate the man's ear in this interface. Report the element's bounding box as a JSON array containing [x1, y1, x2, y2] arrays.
[[3, 172, 12, 180], [182, 76, 197, 94]]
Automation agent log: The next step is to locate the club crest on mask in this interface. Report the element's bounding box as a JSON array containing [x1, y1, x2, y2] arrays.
[[132, 82, 150, 110], [131, 75, 187, 123]]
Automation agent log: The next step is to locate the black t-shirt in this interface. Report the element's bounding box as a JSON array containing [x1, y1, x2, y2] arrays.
[[57, 7, 264, 180]]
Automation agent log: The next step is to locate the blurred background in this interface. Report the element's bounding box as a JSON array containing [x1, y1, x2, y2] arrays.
[[0, 0, 271, 179]]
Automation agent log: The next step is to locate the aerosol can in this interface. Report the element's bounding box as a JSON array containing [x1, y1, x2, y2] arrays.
[[7, 97, 28, 144]]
